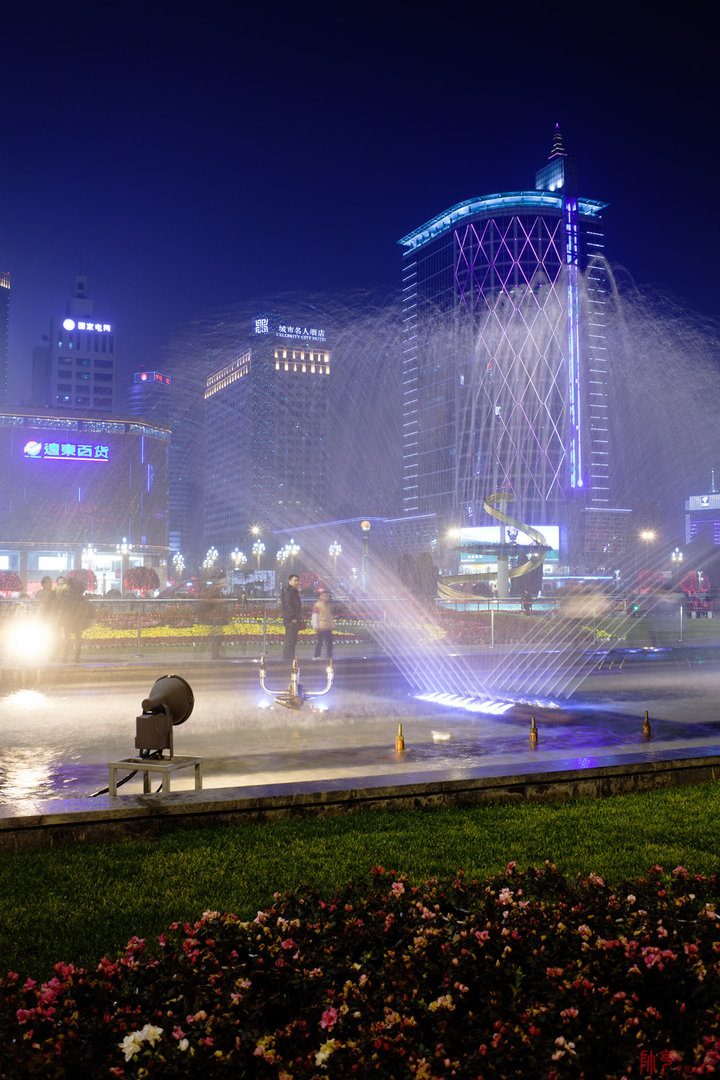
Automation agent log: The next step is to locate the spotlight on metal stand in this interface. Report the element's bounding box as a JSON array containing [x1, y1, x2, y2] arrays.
[[135, 674, 195, 757], [106, 674, 202, 797]]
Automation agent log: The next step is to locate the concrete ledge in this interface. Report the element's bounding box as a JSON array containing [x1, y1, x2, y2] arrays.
[[1, 754, 718, 852]]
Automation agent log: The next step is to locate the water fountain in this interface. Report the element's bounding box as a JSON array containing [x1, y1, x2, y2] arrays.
[[1, 281, 720, 814]]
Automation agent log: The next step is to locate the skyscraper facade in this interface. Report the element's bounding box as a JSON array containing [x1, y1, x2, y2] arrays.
[[398, 129, 612, 562], [204, 314, 332, 556], [34, 275, 118, 413]]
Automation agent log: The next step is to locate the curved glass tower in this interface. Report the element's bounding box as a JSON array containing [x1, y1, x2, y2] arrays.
[[398, 128, 612, 561]]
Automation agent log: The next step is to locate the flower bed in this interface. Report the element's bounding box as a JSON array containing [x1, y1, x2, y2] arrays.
[[2, 863, 718, 1078]]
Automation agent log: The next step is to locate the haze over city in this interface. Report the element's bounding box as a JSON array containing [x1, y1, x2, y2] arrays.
[[1, 0, 717, 405]]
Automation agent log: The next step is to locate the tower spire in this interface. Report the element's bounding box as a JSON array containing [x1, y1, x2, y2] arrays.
[[548, 122, 566, 161]]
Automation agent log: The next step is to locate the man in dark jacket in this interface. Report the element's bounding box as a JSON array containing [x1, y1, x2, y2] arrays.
[[281, 573, 302, 660]]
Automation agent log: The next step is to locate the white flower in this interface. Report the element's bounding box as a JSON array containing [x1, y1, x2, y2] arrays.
[[315, 1039, 340, 1066], [178, 1038, 190, 1051], [119, 1024, 164, 1062], [139, 1024, 164, 1047]]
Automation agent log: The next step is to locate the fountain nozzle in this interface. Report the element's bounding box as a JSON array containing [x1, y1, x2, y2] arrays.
[[258, 656, 334, 710], [642, 711, 651, 739], [529, 716, 538, 747], [395, 723, 405, 753]]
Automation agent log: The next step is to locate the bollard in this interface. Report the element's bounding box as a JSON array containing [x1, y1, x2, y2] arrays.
[[395, 723, 405, 753], [529, 716, 538, 747], [642, 711, 651, 739]]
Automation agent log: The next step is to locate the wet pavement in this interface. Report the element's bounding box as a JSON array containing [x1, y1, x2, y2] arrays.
[[1, 649, 720, 819]]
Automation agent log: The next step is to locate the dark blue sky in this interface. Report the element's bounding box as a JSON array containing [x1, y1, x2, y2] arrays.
[[2, 1, 717, 401]]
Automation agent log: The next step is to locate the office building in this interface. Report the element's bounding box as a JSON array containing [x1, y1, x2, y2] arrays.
[[204, 314, 331, 556], [398, 127, 617, 563], [34, 275, 118, 413], [0, 408, 170, 593]]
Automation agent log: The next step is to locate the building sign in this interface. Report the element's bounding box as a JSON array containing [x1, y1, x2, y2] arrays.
[[62, 318, 112, 332], [23, 440, 110, 462], [254, 316, 325, 341]]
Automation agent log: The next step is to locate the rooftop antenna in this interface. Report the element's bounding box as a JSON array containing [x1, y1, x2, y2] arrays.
[[548, 122, 566, 160], [711, 469, 717, 495]]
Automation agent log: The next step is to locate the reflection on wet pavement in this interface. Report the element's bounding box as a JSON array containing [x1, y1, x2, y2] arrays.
[[1, 664, 720, 811]]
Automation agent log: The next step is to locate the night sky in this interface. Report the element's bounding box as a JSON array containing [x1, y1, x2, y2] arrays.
[[1, 1, 717, 402]]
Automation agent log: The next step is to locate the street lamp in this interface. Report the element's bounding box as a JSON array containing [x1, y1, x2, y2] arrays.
[[276, 546, 288, 567], [231, 548, 247, 571], [329, 540, 342, 578], [671, 546, 684, 566], [203, 546, 219, 573], [252, 540, 265, 569], [639, 529, 656, 569], [286, 538, 300, 572], [360, 520, 371, 593]]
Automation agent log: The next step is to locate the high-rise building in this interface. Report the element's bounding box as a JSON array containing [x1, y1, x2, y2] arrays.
[[398, 127, 615, 562], [34, 275, 118, 413], [204, 314, 332, 556], [0, 271, 9, 408]]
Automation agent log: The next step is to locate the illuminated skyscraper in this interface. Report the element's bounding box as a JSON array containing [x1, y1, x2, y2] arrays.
[[204, 314, 332, 554], [398, 127, 613, 561], [37, 275, 118, 413]]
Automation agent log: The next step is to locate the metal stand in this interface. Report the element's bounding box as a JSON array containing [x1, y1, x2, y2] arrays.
[[108, 755, 203, 796], [259, 656, 333, 709]]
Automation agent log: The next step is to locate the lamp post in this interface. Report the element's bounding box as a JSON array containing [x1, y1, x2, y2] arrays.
[[172, 552, 185, 581], [360, 520, 370, 593], [116, 536, 133, 595], [231, 548, 247, 590], [329, 540, 342, 579], [277, 546, 288, 570], [671, 546, 684, 567], [639, 529, 656, 569], [252, 540, 265, 569], [286, 538, 300, 572], [203, 546, 219, 575]]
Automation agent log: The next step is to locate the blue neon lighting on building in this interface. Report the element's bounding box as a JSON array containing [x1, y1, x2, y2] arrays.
[[564, 197, 583, 489], [398, 192, 606, 252]]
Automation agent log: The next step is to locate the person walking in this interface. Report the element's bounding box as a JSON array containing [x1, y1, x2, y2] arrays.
[[312, 590, 334, 659], [280, 573, 303, 661]]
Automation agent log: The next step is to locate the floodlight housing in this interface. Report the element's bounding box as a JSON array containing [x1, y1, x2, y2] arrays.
[[135, 674, 194, 755]]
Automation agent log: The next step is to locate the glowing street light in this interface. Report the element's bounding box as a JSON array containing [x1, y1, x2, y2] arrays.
[[286, 538, 300, 571], [203, 546, 219, 573], [329, 540, 342, 577], [252, 540, 266, 569], [172, 552, 185, 578], [639, 529, 655, 569], [231, 548, 247, 571], [276, 546, 288, 566], [671, 547, 684, 565]]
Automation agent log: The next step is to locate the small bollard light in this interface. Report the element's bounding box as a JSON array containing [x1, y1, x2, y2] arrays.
[[529, 716, 538, 747], [642, 711, 652, 739], [395, 723, 405, 753]]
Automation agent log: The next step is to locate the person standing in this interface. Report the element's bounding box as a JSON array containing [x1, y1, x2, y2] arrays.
[[312, 590, 334, 659], [281, 573, 302, 661]]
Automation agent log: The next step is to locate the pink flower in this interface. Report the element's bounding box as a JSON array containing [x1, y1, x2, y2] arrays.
[[391, 882, 405, 897], [321, 1007, 339, 1030]]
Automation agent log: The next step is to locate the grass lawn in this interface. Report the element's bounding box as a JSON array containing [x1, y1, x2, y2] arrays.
[[1, 781, 719, 979]]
